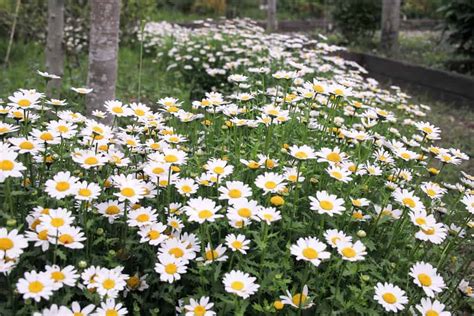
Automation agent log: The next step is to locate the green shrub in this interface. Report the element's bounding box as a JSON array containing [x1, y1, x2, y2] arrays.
[[438, 0, 474, 57], [332, 0, 381, 44]]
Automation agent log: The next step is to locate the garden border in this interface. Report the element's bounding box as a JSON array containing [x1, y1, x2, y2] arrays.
[[337, 51, 474, 106]]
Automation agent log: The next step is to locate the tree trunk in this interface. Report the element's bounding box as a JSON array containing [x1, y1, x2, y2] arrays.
[[380, 0, 401, 56], [45, 0, 65, 97], [267, 0, 277, 32], [86, 0, 121, 123]]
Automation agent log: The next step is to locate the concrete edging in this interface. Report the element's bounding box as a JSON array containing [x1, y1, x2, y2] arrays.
[[338, 51, 474, 106]]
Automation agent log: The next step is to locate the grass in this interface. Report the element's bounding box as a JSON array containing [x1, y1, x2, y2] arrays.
[[327, 30, 472, 76], [413, 96, 474, 181], [0, 41, 188, 108]]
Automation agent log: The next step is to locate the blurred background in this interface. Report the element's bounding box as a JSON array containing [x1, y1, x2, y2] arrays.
[[0, 0, 472, 76]]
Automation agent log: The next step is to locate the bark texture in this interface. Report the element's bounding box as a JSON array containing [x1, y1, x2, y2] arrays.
[[86, 0, 121, 123], [267, 0, 277, 32], [45, 0, 65, 97], [381, 0, 401, 56]]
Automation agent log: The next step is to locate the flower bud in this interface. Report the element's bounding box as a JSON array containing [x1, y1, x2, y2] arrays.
[[273, 300, 284, 310], [270, 195, 285, 206], [78, 260, 87, 268], [6, 218, 17, 227]]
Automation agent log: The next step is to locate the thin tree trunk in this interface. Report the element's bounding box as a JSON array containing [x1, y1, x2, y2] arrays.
[[4, 0, 21, 66], [86, 0, 121, 124], [267, 0, 277, 32], [45, 0, 65, 97], [380, 0, 401, 56]]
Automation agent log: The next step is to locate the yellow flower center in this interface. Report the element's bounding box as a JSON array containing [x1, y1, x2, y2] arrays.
[[35, 229, 48, 240], [134, 109, 145, 116], [57, 125, 69, 133], [248, 161, 260, 169], [169, 247, 184, 258], [148, 230, 160, 240], [40, 132, 54, 141], [19, 141, 34, 150], [136, 213, 150, 222], [331, 236, 340, 245], [152, 167, 164, 174], [58, 234, 74, 244], [181, 185, 192, 193], [402, 197, 416, 208], [418, 273, 432, 286], [265, 160, 275, 168], [228, 189, 242, 198], [319, 200, 334, 211], [205, 249, 219, 261], [105, 309, 118, 316], [331, 171, 343, 180], [313, 84, 324, 93], [416, 218, 426, 225], [51, 217, 65, 228], [78, 188, 92, 197], [102, 278, 116, 290], [352, 212, 363, 220], [121, 187, 135, 197], [0, 160, 14, 171], [112, 107, 123, 114], [213, 166, 225, 174], [164, 155, 178, 163], [105, 205, 120, 215], [426, 189, 436, 197], [327, 152, 341, 162], [422, 127, 433, 134], [401, 152, 411, 160], [92, 126, 103, 134], [302, 247, 318, 259], [51, 271, 65, 281], [55, 181, 70, 192], [263, 214, 273, 221], [292, 293, 308, 306], [295, 151, 308, 159], [0, 238, 14, 250], [382, 292, 397, 304], [127, 276, 140, 289], [231, 281, 244, 291], [237, 208, 251, 218], [341, 247, 356, 258], [268, 109, 279, 116], [28, 281, 44, 293], [264, 181, 277, 189], [422, 227, 435, 235], [193, 305, 206, 316], [84, 157, 98, 165], [198, 210, 213, 219], [165, 263, 177, 274], [425, 310, 439, 316], [18, 99, 32, 107], [232, 241, 243, 249]]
